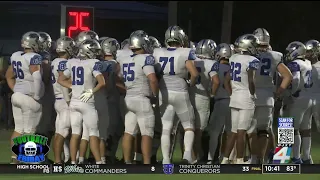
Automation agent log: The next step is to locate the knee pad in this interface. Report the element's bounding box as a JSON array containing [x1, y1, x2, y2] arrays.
[[56, 128, 69, 138], [71, 122, 82, 135], [88, 127, 99, 137], [138, 114, 155, 138], [257, 129, 269, 138]]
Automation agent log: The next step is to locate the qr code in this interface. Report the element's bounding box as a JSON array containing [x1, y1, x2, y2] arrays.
[[278, 128, 294, 144]]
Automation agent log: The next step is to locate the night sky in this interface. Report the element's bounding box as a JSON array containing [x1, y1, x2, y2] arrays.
[[0, 1, 320, 54]]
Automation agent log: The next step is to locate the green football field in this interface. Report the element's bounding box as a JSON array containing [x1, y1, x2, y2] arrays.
[[0, 129, 320, 179]]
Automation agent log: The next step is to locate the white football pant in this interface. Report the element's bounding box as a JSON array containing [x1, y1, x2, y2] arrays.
[[11, 92, 42, 134], [69, 101, 99, 137]]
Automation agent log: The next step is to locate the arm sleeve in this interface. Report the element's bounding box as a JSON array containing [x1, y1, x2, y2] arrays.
[[92, 61, 102, 77], [208, 61, 219, 77], [63, 61, 71, 78], [32, 70, 44, 100]]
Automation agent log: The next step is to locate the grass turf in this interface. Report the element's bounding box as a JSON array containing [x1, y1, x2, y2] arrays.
[[0, 129, 320, 179]]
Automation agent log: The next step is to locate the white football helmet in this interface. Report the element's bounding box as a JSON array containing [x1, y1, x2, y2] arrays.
[[121, 39, 129, 49], [195, 39, 217, 59], [38, 32, 52, 51], [214, 43, 233, 60], [77, 39, 102, 59], [75, 30, 99, 46], [236, 34, 260, 56], [165, 25, 186, 47], [21, 31, 41, 53], [253, 28, 270, 46], [101, 38, 120, 57], [285, 41, 306, 62], [128, 30, 152, 53], [305, 40, 320, 60]]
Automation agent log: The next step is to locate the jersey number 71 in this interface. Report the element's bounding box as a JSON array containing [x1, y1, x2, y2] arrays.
[[160, 57, 175, 75]]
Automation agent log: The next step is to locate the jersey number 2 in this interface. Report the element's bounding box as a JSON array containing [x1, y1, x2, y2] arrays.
[[123, 63, 135, 82], [160, 57, 175, 75], [72, 66, 84, 85], [260, 58, 271, 76], [12, 61, 24, 79], [230, 62, 241, 82]]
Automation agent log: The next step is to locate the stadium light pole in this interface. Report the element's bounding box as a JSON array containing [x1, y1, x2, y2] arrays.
[[220, 1, 233, 44], [168, 1, 178, 27]]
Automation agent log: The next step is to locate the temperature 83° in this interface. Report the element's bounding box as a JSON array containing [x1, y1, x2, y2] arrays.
[[263, 165, 300, 174]]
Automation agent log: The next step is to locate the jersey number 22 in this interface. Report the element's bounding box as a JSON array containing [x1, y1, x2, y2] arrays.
[[230, 62, 241, 82]]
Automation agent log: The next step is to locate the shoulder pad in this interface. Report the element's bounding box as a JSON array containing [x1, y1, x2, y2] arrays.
[[58, 61, 68, 71], [188, 49, 196, 60], [248, 59, 260, 70], [287, 61, 300, 72], [211, 61, 219, 71], [145, 55, 155, 66], [30, 54, 43, 65]]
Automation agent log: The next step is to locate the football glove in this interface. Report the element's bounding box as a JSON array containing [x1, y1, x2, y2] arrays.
[[250, 94, 257, 101], [80, 89, 94, 103]]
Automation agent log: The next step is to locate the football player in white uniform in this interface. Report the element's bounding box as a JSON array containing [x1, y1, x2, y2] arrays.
[[120, 31, 158, 164], [58, 39, 105, 164], [251, 28, 292, 163], [221, 34, 260, 164], [51, 36, 75, 164], [6, 32, 44, 163], [73, 31, 100, 164], [285, 41, 313, 164], [153, 25, 199, 164], [208, 43, 233, 164], [190, 39, 219, 161]]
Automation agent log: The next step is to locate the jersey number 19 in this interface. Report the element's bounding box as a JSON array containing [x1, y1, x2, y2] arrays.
[[72, 66, 84, 85]]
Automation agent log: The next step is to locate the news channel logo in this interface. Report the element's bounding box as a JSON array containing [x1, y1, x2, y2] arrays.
[[273, 117, 294, 164], [12, 134, 50, 163], [163, 164, 174, 174]]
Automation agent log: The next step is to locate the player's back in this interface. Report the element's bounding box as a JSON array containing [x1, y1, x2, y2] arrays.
[[96, 59, 119, 100], [229, 53, 259, 109], [153, 47, 194, 92], [120, 54, 152, 97], [189, 58, 219, 97], [215, 62, 231, 99], [67, 58, 99, 102], [51, 58, 67, 98], [255, 50, 283, 89], [117, 49, 133, 63], [287, 59, 312, 96], [11, 51, 44, 96], [310, 61, 320, 94]]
